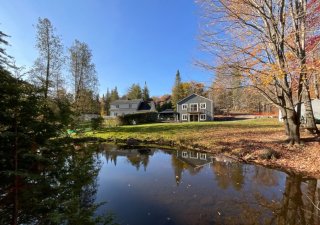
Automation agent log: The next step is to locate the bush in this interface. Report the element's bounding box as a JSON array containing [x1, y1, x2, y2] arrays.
[[117, 112, 158, 125], [91, 116, 104, 130], [104, 117, 121, 127]]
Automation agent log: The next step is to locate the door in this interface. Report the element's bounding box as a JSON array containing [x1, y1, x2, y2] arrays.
[[190, 114, 199, 122]]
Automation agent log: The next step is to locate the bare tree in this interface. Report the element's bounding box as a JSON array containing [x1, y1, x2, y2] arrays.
[[30, 18, 65, 99]]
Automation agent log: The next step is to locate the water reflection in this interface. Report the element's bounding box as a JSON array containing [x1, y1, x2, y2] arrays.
[[1, 143, 319, 225], [99, 144, 320, 225], [0, 143, 115, 225]]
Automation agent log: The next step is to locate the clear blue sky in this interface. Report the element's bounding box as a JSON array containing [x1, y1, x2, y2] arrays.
[[0, 0, 213, 96]]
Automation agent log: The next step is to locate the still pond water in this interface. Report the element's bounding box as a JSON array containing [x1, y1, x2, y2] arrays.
[[1, 143, 320, 225]]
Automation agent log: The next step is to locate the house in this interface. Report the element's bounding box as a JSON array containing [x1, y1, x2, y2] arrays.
[[110, 99, 156, 117], [176, 93, 214, 122]]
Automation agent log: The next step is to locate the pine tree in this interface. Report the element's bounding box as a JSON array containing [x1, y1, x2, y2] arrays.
[[127, 83, 142, 99], [142, 81, 150, 101], [110, 86, 119, 101], [171, 70, 183, 110], [0, 30, 13, 69], [104, 89, 111, 115]]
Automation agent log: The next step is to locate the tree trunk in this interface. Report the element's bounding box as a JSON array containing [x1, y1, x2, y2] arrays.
[[279, 107, 290, 136], [12, 115, 18, 225], [302, 81, 319, 134], [286, 108, 301, 145]]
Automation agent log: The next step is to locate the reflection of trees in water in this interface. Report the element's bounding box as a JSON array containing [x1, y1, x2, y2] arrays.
[[0, 143, 116, 225], [252, 166, 280, 187], [222, 175, 320, 225], [126, 154, 149, 171], [105, 149, 151, 171], [212, 162, 244, 191], [276, 176, 320, 225]]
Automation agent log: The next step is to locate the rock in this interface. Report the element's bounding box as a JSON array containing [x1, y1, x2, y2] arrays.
[[256, 149, 279, 160]]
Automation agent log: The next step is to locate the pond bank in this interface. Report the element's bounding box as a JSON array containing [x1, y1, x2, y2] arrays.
[[77, 119, 320, 178]]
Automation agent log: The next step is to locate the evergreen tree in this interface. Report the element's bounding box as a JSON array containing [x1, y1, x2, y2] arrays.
[[142, 81, 150, 100], [110, 86, 119, 101], [171, 70, 184, 110], [104, 89, 111, 115], [0, 30, 13, 69], [127, 83, 142, 99]]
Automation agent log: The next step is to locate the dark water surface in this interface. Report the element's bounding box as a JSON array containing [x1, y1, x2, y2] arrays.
[[96, 144, 320, 225], [1, 143, 319, 225]]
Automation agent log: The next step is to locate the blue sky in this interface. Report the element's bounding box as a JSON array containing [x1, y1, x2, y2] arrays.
[[0, 0, 213, 96]]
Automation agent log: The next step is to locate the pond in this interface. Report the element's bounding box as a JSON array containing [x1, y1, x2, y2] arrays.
[[1, 143, 319, 225]]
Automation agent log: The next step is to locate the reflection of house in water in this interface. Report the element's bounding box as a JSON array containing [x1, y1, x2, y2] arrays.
[[176, 150, 214, 169], [173, 150, 214, 185]]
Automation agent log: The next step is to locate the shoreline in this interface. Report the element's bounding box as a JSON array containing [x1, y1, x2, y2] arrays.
[[72, 134, 320, 179]]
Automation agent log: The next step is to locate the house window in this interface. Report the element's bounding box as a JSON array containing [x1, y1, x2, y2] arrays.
[[116, 105, 119, 108], [189, 103, 198, 112], [189, 152, 198, 159], [114, 113, 118, 116], [182, 104, 188, 110], [182, 114, 188, 121], [200, 103, 206, 109], [182, 151, 188, 158], [200, 153, 206, 160], [129, 104, 131, 108], [200, 114, 206, 120]]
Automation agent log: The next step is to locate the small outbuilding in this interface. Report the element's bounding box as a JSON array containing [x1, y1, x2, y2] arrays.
[[279, 99, 320, 123], [300, 99, 320, 123], [158, 109, 178, 121]]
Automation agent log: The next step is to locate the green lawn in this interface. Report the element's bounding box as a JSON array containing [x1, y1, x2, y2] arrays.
[[82, 118, 283, 150]]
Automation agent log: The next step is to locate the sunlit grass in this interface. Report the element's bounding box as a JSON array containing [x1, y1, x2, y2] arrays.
[[81, 118, 283, 150]]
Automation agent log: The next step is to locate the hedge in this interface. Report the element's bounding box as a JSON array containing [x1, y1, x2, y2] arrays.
[[117, 112, 158, 125]]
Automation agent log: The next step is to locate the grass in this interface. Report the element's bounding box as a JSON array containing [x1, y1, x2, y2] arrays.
[[82, 118, 283, 150]]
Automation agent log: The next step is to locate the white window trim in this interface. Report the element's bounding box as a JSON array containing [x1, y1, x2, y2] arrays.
[[200, 103, 206, 109], [189, 103, 198, 111], [182, 104, 188, 110], [200, 153, 207, 160], [189, 152, 198, 159], [182, 114, 188, 121], [200, 114, 206, 121], [182, 151, 188, 158]]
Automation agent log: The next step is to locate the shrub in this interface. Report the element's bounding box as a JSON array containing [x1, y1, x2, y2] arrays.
[[91, 116, 104, 130], [117, 112, 158, 125], [104, 117, 121, 127]]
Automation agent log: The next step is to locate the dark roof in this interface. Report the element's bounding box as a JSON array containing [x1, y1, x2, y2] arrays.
[[159, 109, 178, 114], [138, 101, 156, 111], [177, 93, 212, 104], [111, 99, 143, 105]]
